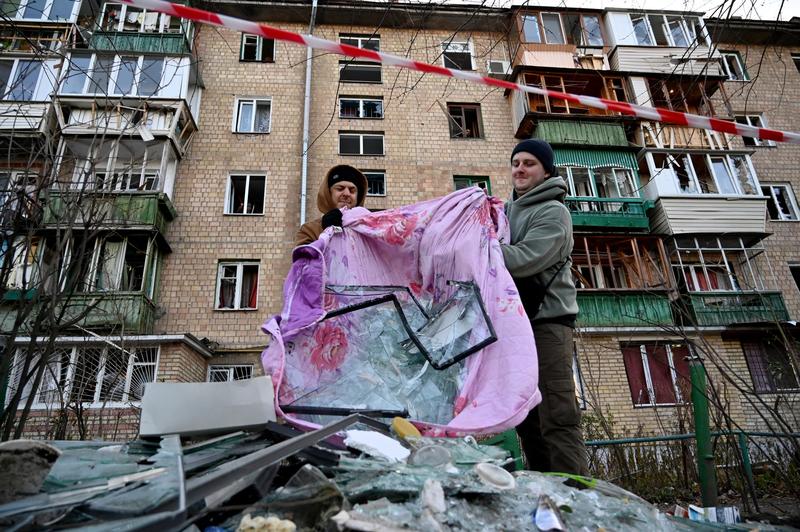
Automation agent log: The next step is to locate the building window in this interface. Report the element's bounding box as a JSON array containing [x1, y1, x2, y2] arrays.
[[541, 12, 565, 44], [339, 97, 383, 119], [225, 174, 266, 215], [793, 54, 800, 74], [446, 103, 483, 138], [74, 235, 154, 293], [721, 51, 749, 81], [338, 132, 384, 156], [761, 184, 799, 221], [441, 41, 474, 70], [208, 364, 254, 382], [3, 0, 78, 21], [557, 166, 637, 199], [216, 261, 259, 310], [234, 98, 271, 133], [6, 346, 158, 408], [742, 340, 800, 394], [521, 14, 541, 43], [240, 34, 274, 62], [0, 58, 46, 101], [560, 13, 604, 46], [363, 170, 386, 196], [652, 153, 759, 196], [454, 175, 491, 194], [59, 53, 169, 97], [790, 264, 800, 292], [573, 346, 586, 409], [630, 14, 655, 46], [622, 342, 691, 407], [628, 14, 707, 47], [100, 2, 184, 32], [339, 34, 380, 51], [4, 236, 40, 290], [339, 61, 381, 83], [735, 115, 774, 147]]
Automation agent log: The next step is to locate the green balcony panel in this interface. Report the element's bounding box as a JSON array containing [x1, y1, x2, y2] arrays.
[[577, 290, 674, 327], [567, 197, 652, 230], [89, 31, 190, 54], [535, 120, 628, 147], [42, 191, 176, 234], [0, 292, 156, 334], [682, 291, 790, 327]]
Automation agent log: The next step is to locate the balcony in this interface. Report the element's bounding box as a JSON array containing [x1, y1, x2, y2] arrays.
[[60, 292, 157, 333], [566, 197, 652, 230], [640, 121, 731, 150], [42, 191, 176, 235], [679, 291, 789, 327], [0, 102, 50, 133], [89, 31, 191, 54], [609, 45, 723, 77], [577, 290, 674, 327], [534, 120, 629, 147]]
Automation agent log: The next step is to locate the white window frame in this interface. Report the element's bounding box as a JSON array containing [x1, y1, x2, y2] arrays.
[[224, 173, 266, 215], [338, 97, 383, 119], [65, 140, 166, 192], [339, 34, 380, 51], [232, 97, 272, 134], [520, 14, 541, 43], [629, 14, 655, 46], [704, 153, 759, 196], [560, 166, 597, 198], [762, 183, 800, 222], [338, 132, 385, 156], [441, 41, 475, 70], [207, 364, 254, 382], [7, 0, 80, 21], [636, 343, 687, 407], [540, 12, 566, 45], [0, 58, 45, 101], [99, 2, 184, 33], [363, 170, 386, 196], [59, 53, 166, 97], [215, 261, 259, 310], [721, 51, 749, 81], [6, 346, 159, 409], [4, 236, 41, 290], [735, 114, 775, 147], [82, 235, 154, 293], [240, 34, 275, 62], [338, 61, 382, 83], [573, 347, 586, 410]]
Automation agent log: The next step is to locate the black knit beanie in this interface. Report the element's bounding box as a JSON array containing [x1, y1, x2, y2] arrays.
[[510, 139, 557, 177], [327, 165, 366, 198]]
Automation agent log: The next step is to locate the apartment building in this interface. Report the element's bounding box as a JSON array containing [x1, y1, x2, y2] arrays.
[[1, 0, 797, 440]]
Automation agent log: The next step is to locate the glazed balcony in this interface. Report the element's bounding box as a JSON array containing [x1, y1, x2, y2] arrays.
[[640, 121, 731, 150], [89, 31, 191, 54], [60, 292, 157, 333], [577, 290, 674, 327], [678, 291, 789, 327], [566, 197, 652, 230], [42, 190, 176, 234]]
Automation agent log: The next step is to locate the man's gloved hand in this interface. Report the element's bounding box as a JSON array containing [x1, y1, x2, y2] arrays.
[[321, 208, 343, 229]]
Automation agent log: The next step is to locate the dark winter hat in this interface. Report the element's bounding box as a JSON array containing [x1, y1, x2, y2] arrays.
[[510, 139, 557, 177], [327, 164, 366, 198]]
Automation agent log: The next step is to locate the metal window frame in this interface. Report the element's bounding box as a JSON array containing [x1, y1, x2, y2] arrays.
[[338, 131, 385, 155], [762, 183, 800, 221], [207, 363, 254, 382], [338, 96, 383, 119]]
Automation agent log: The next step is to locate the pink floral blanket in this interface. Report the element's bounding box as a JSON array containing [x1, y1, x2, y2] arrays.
[[261, 187, 540, 436]]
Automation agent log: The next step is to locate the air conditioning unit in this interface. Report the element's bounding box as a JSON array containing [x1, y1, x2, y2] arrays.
[[486, 60, 511, 78]]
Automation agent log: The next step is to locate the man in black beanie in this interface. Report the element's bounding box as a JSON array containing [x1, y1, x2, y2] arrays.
[[501, 138, 588, 475], [296, 164, 368, 246]]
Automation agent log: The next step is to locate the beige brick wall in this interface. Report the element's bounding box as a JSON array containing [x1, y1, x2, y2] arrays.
[[157, 23, 517, 350], [157, 341, 208, 383], [18, 409, 141, 442], [711, 43, 800, 319], [576, 331, 800, 437]]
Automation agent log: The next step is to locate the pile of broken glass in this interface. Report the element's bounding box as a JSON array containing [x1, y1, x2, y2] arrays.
[[0, 416, 761, 531], [262, 188, 542, 436]]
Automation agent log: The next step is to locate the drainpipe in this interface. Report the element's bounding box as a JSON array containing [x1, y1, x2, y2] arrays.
[[299, 0, 318, 225]]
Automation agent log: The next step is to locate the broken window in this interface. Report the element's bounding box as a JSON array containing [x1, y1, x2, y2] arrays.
[[762, 184, 799, 221], [453, 175, 490, 194], [240, 34, 275, 62], [280, 282, 496, 424], [622, 343, 691, 406], [742, 339, 800, 393], [735, 114, 773, 147], [606, 77, 627, 102], [208, 364, 253, 382], [630, 15, 654, 46], [521, 14, 541, 43], [216, 261, 259, 310], [234, 98, 271, 133], [339, 97, 383, 119], [339, 34, 380, 51], [571, 236, 669, 290], [446, 103, 482, 138], [441, 41, 473, 70], [721, 51, 748, 81], [226, 174, 266, 215], [339, 61, 381, 83], [363, 170, 386, 196], [541, 13, 565, 44]]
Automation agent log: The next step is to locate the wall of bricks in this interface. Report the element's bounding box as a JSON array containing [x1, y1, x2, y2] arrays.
[[17, 409, 141, 442], [157, 341, 208, 382], [710, 43, 800, 319]]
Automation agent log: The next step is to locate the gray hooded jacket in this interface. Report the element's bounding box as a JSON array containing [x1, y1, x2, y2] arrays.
[[501, 176, 579, 322]]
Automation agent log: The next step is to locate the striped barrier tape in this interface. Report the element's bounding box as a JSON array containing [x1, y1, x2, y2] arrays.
[[119, 0, 800, 144]]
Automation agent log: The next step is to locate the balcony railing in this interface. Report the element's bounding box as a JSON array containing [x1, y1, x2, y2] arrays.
[[566, 197, 652, 230], [680, 291, 789, 327], [89, 31, 191, 54], [577, 290, 674, 327], [61, 292, 157, 333], [42, 191, 176, 234], [641, 121, 730, 150]]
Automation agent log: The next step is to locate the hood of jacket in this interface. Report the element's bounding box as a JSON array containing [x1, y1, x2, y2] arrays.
[[316, 166, 368, 214], [510, 176, 568, 208]]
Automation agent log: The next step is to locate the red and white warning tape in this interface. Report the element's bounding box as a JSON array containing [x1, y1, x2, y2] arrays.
[[120, 0, 800, 144]]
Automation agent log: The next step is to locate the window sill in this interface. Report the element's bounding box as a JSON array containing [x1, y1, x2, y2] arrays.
[[767, 219, 800, 223], [24, 401, 142, 410], [449, 137, 485, 140], [223, 212, 265, 216], [754, 389, 800, 395], [239, 60, 275, 64], [338, 153, 385, 157], [232, 131, 271, 135], [632, 402, 688, 408], [367, 193, 387, 198], [339, 116, 384, 120], [214, 307, 259, 311]]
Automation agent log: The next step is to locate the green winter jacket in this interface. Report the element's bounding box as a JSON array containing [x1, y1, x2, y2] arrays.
[[501, 176, 579, 323]]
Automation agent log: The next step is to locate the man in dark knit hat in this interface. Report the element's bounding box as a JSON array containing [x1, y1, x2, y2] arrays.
[[501, 138, 588, 476], [295, 164, 368, 246]]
